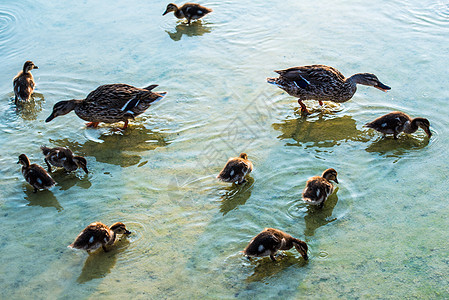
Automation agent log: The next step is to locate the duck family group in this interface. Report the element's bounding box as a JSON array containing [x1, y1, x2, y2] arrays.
[[13, 3, 432, 261]]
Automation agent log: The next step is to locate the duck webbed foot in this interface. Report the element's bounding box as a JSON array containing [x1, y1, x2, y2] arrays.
[[318, 100, 324, 106], [298, 99, 310, 114], [86, 122, 100, 128]]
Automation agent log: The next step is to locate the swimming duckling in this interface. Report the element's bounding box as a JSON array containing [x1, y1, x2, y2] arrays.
[[41, 146, 88, 174], [302, 168, 338, 208], [68, 222, 131, 253], [365, 111, 431, 139], [267, 65, 390, 114], [13, 61, 38, 104], [163, 3, 212, 24], [243, 228, 308, 261], [17, 154, 55, 192], [217, 153, 253, 184]]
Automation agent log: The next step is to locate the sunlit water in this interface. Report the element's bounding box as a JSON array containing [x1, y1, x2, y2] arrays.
[[1, 0, 448, 298]]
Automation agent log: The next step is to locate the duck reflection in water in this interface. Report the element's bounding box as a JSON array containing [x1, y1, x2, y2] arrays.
[[50, 170, 91, 191], [303, 189, 339, 237], [365, 134, 430, 157], [219, 176, 254, 215], [49, 125, 169, 168], [24, 189, 63, 212], [166, 21, 212, 41], [13, 92, 45, 121]]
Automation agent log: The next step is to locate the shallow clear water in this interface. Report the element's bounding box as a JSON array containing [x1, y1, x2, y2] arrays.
[[1, 0, 449, 298]]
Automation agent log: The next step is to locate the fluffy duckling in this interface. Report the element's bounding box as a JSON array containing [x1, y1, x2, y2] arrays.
[[267, 65, 390, 114], [217, 153, 253, 184], [243, 228, 308, 261], [302, 168, 338, 208], [163, 3, 212, 24], [17, 154, 55, 192], [45, 84, 166, 129], [365, 111, 432, 139], [68, 222, 131, 253], [41, 146, 88, 174], [13, 61, 38, 104]]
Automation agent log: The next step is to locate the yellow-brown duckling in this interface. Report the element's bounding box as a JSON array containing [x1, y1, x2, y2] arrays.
[[217, 153, 253, 184], [243, 228, 308, 261], [68, 222, 131, 253], [365, 111, 432, 139], [18, 154, 55, 193], [267, 65, 390, 114], [13, 61, 38, 104], [163, 2, 212, 24], [45, 84, 166, 129], [41, 146, 88, 174], [302, 168, 338, 208]]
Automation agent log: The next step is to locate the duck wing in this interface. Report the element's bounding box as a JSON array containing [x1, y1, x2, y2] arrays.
[[303, 177, 331, 204], [217, 158, 250, 182], [27, 165, 55, 188], [70, 223, 111, 250], [276, 65, 346, 89], [365, 112, 409, 131]]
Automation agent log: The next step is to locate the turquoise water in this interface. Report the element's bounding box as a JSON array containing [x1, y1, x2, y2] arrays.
[[1, 0, 449, 298]]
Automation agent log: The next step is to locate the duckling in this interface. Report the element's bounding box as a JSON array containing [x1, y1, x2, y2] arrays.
[[163, 3, 212, 24], [217, 153, 253, 184], [68, 222, 131, 253], [13, 61, 38, 104], [41, 146, 88, 174], [243, 228, 308, 261], [45, 84, 166, 129], [267, 65, 390, 114], [365, 111, 432, 139], [302, 168, 338, 208], [17, 154, 55, 192]]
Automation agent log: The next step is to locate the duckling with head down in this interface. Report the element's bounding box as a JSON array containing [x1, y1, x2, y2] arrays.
[[45, 84, 166, 129], [18, 154, 55, 192], [217, 153, 253, 185], [13, 61, 38, 104], [41, 146, 88, 174], [365, 111, 432, 139], [68, 222, 131, 253], [302, 168, 338, 208], [243, 228, 308, 261], [163, 3, 212, 24], [267, 65, 390, 114]]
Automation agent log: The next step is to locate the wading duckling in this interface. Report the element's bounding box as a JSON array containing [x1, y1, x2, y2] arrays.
[[13, 61, 38, 104], [217, 153, 253, 184], [17, 154, 55, 192], [41, 146, 88, 174], [365, 111, 432, 139], [163, 3, 212, 25], [267, 65, 390, 114], [302, 168, 338, 208], [243, 228, 308, 261], [45, 84, 166, 129], [68, 222, 131, 253]]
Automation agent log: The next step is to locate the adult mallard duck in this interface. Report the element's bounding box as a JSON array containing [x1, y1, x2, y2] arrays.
[[365, 111, 431, 139], [18, 154, 55, 192], [302, 168, 338, 208], [41, 146, 88, 174], [163, 3, 212, 24], [45, 84, 166, 129], [243, 228, 308, 261], [217, 153, 253, 184], [267, 65, 391, 114], [68, 222, 131, 253], [13, 61, 38, 104]]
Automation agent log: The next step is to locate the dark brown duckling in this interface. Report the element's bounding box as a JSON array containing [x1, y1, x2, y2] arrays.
[[18, 154, 55, 192], [41, 146, 88, 174], [243, 228, 308, 261], [365, 111, 432, 139], [13, 61, 38, 104], [68, 222, 131, 253], [163, 3, 212, 24], [217, 153, 253, 184], [302, 168, 338, 208]]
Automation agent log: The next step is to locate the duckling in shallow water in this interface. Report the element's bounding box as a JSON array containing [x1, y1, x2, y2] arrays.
[[68, 222, 131, 253], [18, 154, 55, 192], [365, 111, 431, 139], [302, 168, 338, 208], [217, 153, 253, 184], [41, 146, 88, 174], [163, 3, 212, 24], [243, 228, 308, 261], [13, 61, 38, 104]]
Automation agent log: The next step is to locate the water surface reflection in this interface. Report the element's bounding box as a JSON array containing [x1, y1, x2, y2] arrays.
[[166, 21, 212, 41], [24, 189, 62, 212], [304, 191, 339, 237], [219, 176, 254, 215]]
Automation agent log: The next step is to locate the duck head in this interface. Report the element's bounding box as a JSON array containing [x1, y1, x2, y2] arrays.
[[352, 73, 391, 92], [110, 222, 131, 235], [17, 154, 30, 167], [322, 168, 338, 184], [45, 100, 79, 122], [293, 239, 309, 260], [163, 3, 178, 15], [23, 61, 38, 73], [73, 156, 88, 174], [414, 117, 432, 138], [239, 153, 248, 160]]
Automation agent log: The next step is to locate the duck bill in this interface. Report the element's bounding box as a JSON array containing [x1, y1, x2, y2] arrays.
[[82, 167, 89, 174], [162, 10, 169, 16], [334, 178, 339, 184], [45, 113, 55, 122], [374, 82, 391, 92], [124, 230, 132, 235], [424, 128, 432, 138], [34, 65, 39, 69]]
